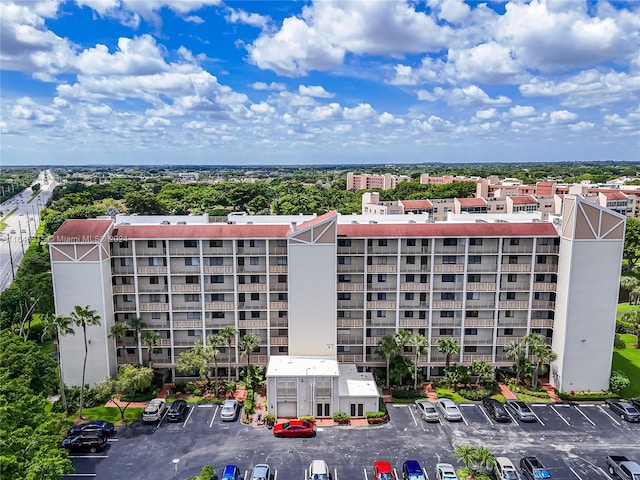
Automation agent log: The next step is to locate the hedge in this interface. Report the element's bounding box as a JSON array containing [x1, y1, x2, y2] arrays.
[[557, 391, 617, 401]]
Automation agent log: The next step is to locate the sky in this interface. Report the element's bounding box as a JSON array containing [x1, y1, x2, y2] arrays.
[[0, 0, 639, 167]]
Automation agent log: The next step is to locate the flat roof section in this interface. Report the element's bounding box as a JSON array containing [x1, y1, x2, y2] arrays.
[[338, 364, 380, 398], [266, 356, 340, 378]]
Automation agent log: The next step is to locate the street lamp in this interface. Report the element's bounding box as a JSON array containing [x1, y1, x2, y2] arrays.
[[6, 235, 15, 281], [17, 220, 25, 255]]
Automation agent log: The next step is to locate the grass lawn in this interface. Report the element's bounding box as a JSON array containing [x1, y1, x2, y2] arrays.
[[516, 393, 553, 403], [39, 341, 57, 357], [612, 334, 640, 398], [74, 406, 144, 425], [435, 388, 472, 403], [617, 302, 640, 316]]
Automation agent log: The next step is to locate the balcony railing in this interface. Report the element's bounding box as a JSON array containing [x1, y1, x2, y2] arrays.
[[467, 282, 497, 292], [112, 285, 135, 294], [205, 301, 235, 311], [399, 283, 430, 291], [366, 265, 397, 274], [337, 354, 363, 363], [462, 354, 493, 363], [270, 301, 288, 310], [337, 283, 365, 292], [465, 300, 496, 309], [171, 284, 201, 293], [337, 318, 364, 328], [137, 266, 167, 275], [238, 319, 267, 328], [534, 264, 558, 273], [500, 264, 531, 273], [498, 301, 529, 310], [203, 266, 233, 275], [433, 265, 464, 273], [139, 303, 170, 312], [270, 337, 288, 345], [366, 301, 396, 309], [532, 282, 556, 292], [399, 319, 425, 328], [530, 319, 554, 328], [432, 300, 462, 310], [237, 284, 268, 292], [464, 318, 495, 327], [269, 265, 288, 274], [138, 284, 168, 293]]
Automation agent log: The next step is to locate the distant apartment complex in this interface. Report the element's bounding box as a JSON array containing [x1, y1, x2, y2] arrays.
[[346, 172, 410, 191]]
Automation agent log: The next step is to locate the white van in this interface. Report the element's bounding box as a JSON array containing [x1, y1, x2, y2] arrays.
[[494, 457, 520, 480]]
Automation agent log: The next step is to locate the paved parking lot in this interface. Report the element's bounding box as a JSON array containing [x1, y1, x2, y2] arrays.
[[64, 400, 640, 480]]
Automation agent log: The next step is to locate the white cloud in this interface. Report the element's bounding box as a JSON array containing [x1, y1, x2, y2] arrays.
[[417, 85, 511, 107], [343, 103, 375, 121], [427, 0, 471, 24], [446, 42, 525, 85], [378, 112, 404, 125], [87, 104, 113, 116], [225, 7, 269, 29], [74, 36, 170, 75], [250, 81, 286, 91], [298, 85, 334, 98], [474, 108, 497, 120], [549, 110, 578, 124], [508, 105, 536, 118]]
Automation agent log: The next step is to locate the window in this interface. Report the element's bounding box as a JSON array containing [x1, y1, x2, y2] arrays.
[[377, 311, 386, 318], [150, 276, 159, 285], [278, 293, 288, 301], [151, 312, 161, 319], [119, 241, 129, 248], [338, 239, 352, 247], [251, 293, 260, 301], [378, 239, 388, 247], [337, 293, 351, 300], [210, 275, 224, 283], [439, 328, 453, 335], [464, 346, 477, 353], [209, 257, 223, 265], [539, 238, 549, 245], [422, 239, 428, 247], [441, 292, 455, 300], [185, 294, 199, 302], [404, 311, 414, 318], [123, 295, 133, 303], [443, 256, 456, 264], [535, 274, 545, 282], [210, 240, 222, 248], [278, 311, 287, 318], [406, 256, 415, 264], [464, 328, 478, 335], [378, 274, 387, 282], [469, 238, 482, 246], [507, 274, 517, 282], [505, 310, 514, 317], [504, 328, 514, 336], [406, 274, 415, 282], [185, 257, 199, 266], [250, 275, 260, 284], [468, 274, 480, 282], [407, 239, 416, 246], [278, 275, 287, 283], [508, 256, 518, 264], [276, 239, 287, 247], [338, 257, 351, 265], [421, 256, 428, 265], [147, 240, 157, 248], [466, 292, 479, 300], [184, 240, 197, 248], [238, 293, 245, 302], [148, 257, 159, 266], [210, 293, 224, 301], [237, 240, 244, 248], [120, 258, 130, 266], [338, 274, 351, 282], [150, 294, 161, 302], [443, 238, 457, 246], [440, 311, 454, 318], [211, 312, 224, 318], [186, 276, 199, 284], [468, 255, 481, 264], [419, 311, 426, 319], [442, 274, 455, 282], [537, 255, 547, 264], [506, 292, 516, 300], [377, 292, 387, 300], [250, 257, 260, 265], [510, 238, 520, 245], [249, 240, 259, 248], [466, 310, 479, 318], [187, 329, 201, 337], [420, 274, 428, 283], [187, 312, 201, 319], [251, 311, 260, 318], [405, 293, 414, 300], [277, 257, 287, 265]]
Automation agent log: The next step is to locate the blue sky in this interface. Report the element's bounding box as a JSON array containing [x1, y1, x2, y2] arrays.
[[1, 0, 638, 166]]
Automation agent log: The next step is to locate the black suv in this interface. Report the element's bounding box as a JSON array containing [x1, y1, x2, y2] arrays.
[[520, 456, 551, 480], [482, 398, 510, 422], [167, 399, 188, 422], [62, 431, 108, 453]]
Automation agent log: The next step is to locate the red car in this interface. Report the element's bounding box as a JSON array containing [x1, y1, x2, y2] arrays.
[[273, 419, 314, 438], [373, 461, 396, 480]]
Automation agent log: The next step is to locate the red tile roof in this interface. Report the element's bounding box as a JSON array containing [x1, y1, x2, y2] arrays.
[[456, 198, 487, 206], [338, 222, 558, 238], [401, 200, 433, 209], [599, 191, 628, 200], [510, 195, 538, 204], [112, 224, 290, 239], [296, 210, 337, 230], [50, 219, 113, 243]]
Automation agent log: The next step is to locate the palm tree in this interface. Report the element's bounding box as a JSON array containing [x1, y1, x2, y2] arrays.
[[41, 313, 75, 413], [524, 333, 558, 388], [238, 334, 261, 375], [394, 330, 414, 386], [408, 334, 429, 390], [207, 333, 224, 392], [69, 305, 101, 419], [141, 330, 160, 366], [376, 335, 401, 389], [623, 310, 640, 349], [475, 446, 496, 474], [453, 445, 477, 472], [437, 338, 460, 368], [471, 360, 493, 386], [620, 275, 640, 302], [109, 322, 128, 351], [503, 340, 527, 383], [127, 316, 146, 362], [219, 326, 238, 381]]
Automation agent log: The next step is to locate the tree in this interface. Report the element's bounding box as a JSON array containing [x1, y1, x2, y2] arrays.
[[408, 334, 429, 390], [109, 322, 127, 350], [376, 335, 401, 388], [238, 334, 260, 374], [453, 445, 495, 478], [124, 190, 167, 215], [524, 333, 558, 389], [503, 340, 527, 383], [620, 275, 640, 303], [94, 364, 154, 422], [127, 316, 146, 361], [40, 313, 75, 413], [207, 333, 224, 391], [622, 310, 640, 349], [437, 338, 460, 368], [69, 305, 101, 419], [475, 446, 496, 474], [609, 370, 630, 394], [241, 364, 266, 393], [176, 340, 214, 384], [470, 360, 493, 386], [219, 326, 238, 381], [141, 330, 160, 366], [453, 445, 477, 472], [623, 218, 640, 272]]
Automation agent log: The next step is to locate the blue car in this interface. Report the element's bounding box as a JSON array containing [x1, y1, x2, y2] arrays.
[[221, 465, 241, 480], [68, 420, 115, 436], [402, 460, 427, 480]]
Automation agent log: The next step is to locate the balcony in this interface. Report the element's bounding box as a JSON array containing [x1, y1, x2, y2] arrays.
[[337, 264, 365, 273], [150, 357, 173, 367], [337, 246, 366, 255], [117, 356, 139, 365], [467, 245, 499, 254], [269, 301, 288, 310], [205, 301, 234, 311], [238, 319, 267, 328], [205, 319, 234, 329], [114, 304, 136, 312], [464, 318, 495, 327], [533, 282, 557, 292], [368, 283, 397, 291], [113, 266, 134, 275], [463, 337, 494, 345], [337, 354, 363, 363], [366, 265, 397, 274], [436, 245, 466, 254], [433, 265, 464, 274], [498, 301, 529, 310], [134, 247, 166, 257], [270, 337, 288, 345], [465, 300, 496, 309], [203, 266, 233, 275], [495, 336, 525, 345], [137, 266, 167, 275], [466, 263, 497, 272], [500, 264, 531, 273], [400, 264, 424, 272], [201, 247, 234, 256], [337, 318, 364, 328], [337, 283, 365, 292], [237, 265, 267, 274], [399, 282, 430, 291], [432, 300, 462, 310], [269, 265, 288, 274], [237, 284, 267, 292], [500, 283, 530, 291], [462, 354, 493, 363], [530, 319, 554, 328], [173, 338, 200, 347], [112, 285, 135, 294], [365, 336, 383, 345], [536, 245, 559, 254], [497, 319, 528, 328], [431, 319, 462, 328], [171, 284, 201, 293], [501, 245, 534, 254], [139, 302, 170, 312], [366, 301, 396, 309], [174, 320, 204, 329], [534, 264, 558, 273], [237, 302, 266, 310], [170, 266, 202, 274], [399, 318, 425, 328], [337, 301, 365, 309], [270, 318, 288, 327], [172, 302, 201, 311], [138, 284, 167, 293], [432, 283, 464, 291], [143, 321, 171, 329], [467, 282, 497, 292], [204, 284, 234, 292]]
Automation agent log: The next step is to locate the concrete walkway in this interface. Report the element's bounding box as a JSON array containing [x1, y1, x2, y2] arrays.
[[540, 381, 561, 401], [498, 383, 518, 399]]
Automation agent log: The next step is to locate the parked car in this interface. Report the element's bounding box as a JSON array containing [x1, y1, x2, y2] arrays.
[[220, 399, 239, 422], [436, 398, 462, 422], [62, 431, 108, 453], [605, 399, 640, 422], [374, 460, 396, 480], [167, 399, 188, 422], [221, 465, 241, 480], [504, 399, 536, 422], [606, 455, 640, 480], [435, 463, 458, 480], [142, 398, 167, 423], [250, 464, 271, 480], [520, 456, 551, 480], [68, 420, 114, 436], [415, 400, 439, 422], [483, 398, 510, 422], [494, 457, 521, 480], [308, 459, 330, 480], [402, 460, 427, 480], [273, 419, 314, 438]]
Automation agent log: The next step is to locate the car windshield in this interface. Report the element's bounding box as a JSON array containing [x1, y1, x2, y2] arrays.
[[447, 407, 459, 413], [222, 407, 233, 412], [534, 471, 551, 479], [146, 408, 158, 414], [425, 406, 436, 413], [444, 476, 458, 480], [379, 473, 394, 480], [312, 475, 328, 480], [627, 407, 639, 414], [408, 475, 426, 480], [503, 471, 519, 480]]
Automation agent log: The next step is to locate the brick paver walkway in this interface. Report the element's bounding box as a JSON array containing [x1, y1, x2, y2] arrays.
[[540, 381, 561, 401], [498, 383, 518, 399]]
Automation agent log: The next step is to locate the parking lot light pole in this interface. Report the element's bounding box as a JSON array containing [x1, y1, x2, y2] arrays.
[[172, 458, 179, 477]]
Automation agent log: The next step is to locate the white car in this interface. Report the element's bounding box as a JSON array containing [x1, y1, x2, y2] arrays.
[[220, 399, 239, 421], [494, 457, 521, 480], [142, 398, 167, 423], [436, 463, 458, 480], [308, 459, 329, 480], [415, 399, 440, 422]]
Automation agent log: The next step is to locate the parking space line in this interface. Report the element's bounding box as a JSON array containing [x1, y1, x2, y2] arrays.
[[503, 407, 520, 427], [363, 468, 368, 480], [304, 468, 307, 480], [335, 468, 338, 480], [478, 405, 494, 425], [458, 409, 469, 426], [527, 405, 546, 426], [183, 404, 196, 428], [62, 474, 97, 477], [407, 405, 418, 427], [569, 467, 584, 480], [209, 405, 220, 428], [156, 407, 170, 429], [243, 470, 248, 480], [393, 468, 399, 479], [274, 469, 278, 480], [68, 455, 109, 459], [107, 438, 118, 442], [574, 406, 596, 426], [598, 405, 621, 426], [550, 405, 571, 426]]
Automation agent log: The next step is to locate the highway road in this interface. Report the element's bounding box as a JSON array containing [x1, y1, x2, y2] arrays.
[[0, 169, 58, 292]]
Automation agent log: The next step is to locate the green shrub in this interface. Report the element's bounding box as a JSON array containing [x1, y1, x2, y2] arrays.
[[199, 465, 214, 480], [456, 387, 493, 401], [610, 371, 631, 394], [299, 415, 315, 424], [244, 389, 254, 414], [616, 319, 636, 334], [391, 387, 426, 399], [365, 410, 389, 424], [557, 391, 617, 401], [332, 412, 349, 424], [192, 388, 202, 396]]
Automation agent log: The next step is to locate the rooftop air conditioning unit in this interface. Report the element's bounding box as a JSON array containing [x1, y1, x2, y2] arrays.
[[161, 221, 170, 225], [177, 221, 187, 225]]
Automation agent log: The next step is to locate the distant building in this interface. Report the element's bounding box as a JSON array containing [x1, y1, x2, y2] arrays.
[[346, 172, 410, 191], [178, 172, 200, 182]]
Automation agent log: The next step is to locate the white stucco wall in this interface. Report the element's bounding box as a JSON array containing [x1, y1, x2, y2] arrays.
[[288, 243, 336, 357], [53, 259, 115, 387]]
